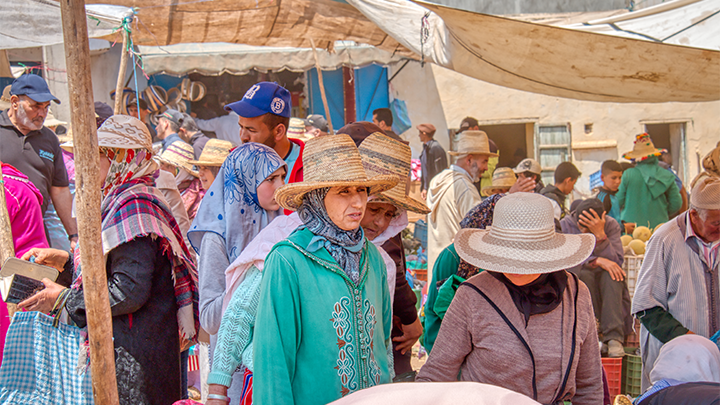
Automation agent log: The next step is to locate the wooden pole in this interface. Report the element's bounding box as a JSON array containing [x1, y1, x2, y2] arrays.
[[59, 1, 119, 404], [113, 27, 130, 115], [310, 39, 334, 134], [0, 162, 17, 318]]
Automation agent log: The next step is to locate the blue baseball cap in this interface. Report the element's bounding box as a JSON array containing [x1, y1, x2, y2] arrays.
[[10, 74, 60, 104], [225, 82, 291, 118]]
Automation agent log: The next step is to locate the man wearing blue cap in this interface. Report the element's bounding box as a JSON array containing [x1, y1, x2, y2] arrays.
[[0, 74, 78, 247], [225, 82, 304, 184]]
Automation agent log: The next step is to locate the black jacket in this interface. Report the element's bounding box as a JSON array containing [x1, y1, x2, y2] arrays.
[[540, 184, 568, 218], [420, 139, 448, 192], [66, 236, 181, 405]]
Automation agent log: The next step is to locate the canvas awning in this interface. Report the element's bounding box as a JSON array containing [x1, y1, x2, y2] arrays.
[[0, 0, 131, 50], [348, 0, 720, 102], [138, 42, 405, 76]]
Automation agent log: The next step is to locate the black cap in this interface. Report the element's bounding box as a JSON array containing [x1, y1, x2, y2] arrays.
[[304, 114, 329, 132], [459, 116, 479, 132], [574, 198, 605, 223]]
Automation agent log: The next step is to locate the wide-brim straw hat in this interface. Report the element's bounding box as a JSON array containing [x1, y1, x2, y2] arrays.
[[44, 111, 67, 128], [61, 115, 152, 153], [623, 133, 667, 161], [287, 117, 313, 142], [157, 141, 199, 177], [482, 167, 517, 194], [359, 133, 430, 214], [274, 134, 399, 211], [187, 139, 234, 167], [455, 192, 596, 275], [448, 130, 499, 157], [0, 85, 12, 110]]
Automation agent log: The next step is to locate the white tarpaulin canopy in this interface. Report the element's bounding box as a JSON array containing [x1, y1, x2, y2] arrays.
[[349, 0, 720, 102], [138, 42, 405, 76], [0, 0, 131, 50]]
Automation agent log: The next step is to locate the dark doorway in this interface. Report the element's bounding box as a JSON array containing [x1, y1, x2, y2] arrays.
[[477, 123, 528, 168]]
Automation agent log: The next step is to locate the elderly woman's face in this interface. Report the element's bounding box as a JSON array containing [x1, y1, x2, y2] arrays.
[[361, 202, 398, 241], [504, 273, 542, 286], [324, 186, 368, 231]]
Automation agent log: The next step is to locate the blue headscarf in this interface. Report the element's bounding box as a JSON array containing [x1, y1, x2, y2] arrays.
[[188, 143, 286, 262], [298, 188, 366, 284]]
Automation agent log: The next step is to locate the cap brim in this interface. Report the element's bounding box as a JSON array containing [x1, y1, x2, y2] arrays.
[[374, 193, 431, 215], [454, 228, 595, 275], [187, 159, 223, 167], [26, 93, 61, 104], [274, 175, 399, 212], [224, 100, 266, 118]]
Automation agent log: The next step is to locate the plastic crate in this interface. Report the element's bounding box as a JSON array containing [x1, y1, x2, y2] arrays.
[[622, 348, 642, 397], [623, 254, 644, 298], [625, 318, 641, 348], [602, 357, 623, 397]]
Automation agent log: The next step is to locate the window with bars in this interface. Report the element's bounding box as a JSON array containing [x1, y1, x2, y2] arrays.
[[536, 125, 571, 186]]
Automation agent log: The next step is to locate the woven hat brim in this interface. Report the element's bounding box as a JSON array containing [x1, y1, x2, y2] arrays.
[[275, 175, 399, 211], [622, 148, 666, 161], [187, 159, 224, 167], [374, 193, 431, 215], [454, 228, 596, 275], [61, 140, 150, 153], [157, 156, 199, 177], [448, 150, 499, 157]]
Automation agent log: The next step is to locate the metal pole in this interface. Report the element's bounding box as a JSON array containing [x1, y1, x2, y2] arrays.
[[58, 0, 119, 403]]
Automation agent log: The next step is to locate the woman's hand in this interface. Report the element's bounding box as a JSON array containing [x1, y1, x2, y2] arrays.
[[17, 278, 67, 313], [206, 384, 230, 405], [20, 248, 69, 273]]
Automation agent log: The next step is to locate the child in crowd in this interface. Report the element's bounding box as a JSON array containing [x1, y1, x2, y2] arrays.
[[595, 160, 623, 224]]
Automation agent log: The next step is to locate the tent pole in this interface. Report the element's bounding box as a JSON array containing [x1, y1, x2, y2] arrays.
[[0, 162, 17, 317], [310, 39, 334, 134], [59, 1, 120, 404], [113, 28, 130, 114]]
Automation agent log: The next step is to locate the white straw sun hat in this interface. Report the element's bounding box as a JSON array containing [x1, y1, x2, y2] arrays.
[[455, 192, 596, 274]]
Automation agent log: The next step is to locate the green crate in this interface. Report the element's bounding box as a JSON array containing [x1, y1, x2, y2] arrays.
[[622, 348, 642, 397]]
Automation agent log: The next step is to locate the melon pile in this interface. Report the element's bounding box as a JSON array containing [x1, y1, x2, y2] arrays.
[[621, 223, 663, 256]]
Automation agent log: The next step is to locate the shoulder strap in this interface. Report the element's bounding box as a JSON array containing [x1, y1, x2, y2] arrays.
[[461, 282, 538, 401], [553, 272, 579, 404]]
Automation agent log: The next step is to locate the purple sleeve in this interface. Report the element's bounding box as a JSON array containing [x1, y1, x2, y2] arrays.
[[588, 217, 624, 266]]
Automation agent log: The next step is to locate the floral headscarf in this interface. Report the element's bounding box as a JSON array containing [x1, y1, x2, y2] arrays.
[[100, 146, 157, 197], [188, 143, 287, 262]]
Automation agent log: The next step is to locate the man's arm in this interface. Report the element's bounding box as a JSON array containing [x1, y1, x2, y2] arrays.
[[49, 186, 78, 244]]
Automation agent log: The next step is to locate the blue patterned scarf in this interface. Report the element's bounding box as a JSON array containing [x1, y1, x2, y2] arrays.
[[188, 143, 287, 262], [298, 188, 365, 284]]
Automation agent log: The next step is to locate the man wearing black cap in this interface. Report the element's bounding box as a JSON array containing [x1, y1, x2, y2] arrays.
[[156, 108, 185, 152], [0, 74, 78, 247], [561, 198, 627, 357], [304, 114, 329, 137]]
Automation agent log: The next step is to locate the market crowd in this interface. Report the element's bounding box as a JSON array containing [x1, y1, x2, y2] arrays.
[[0, 73, 718, 405]]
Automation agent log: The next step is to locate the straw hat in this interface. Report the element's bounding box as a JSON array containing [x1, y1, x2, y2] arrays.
[[0, 85, 11, 110], [274, 134, 400, 211], [454, 192, 595, 274], [448, 130, 499, 157], [141, 85, 167, 113], [61, 115, 152, 153], [359, 133, 431, 214], [187, 139, 234, 167], [44, 111, 67, 128], [623, 133, 666, 161], [482, 167, 517, 194], [287, 117, 312, 142], [157, 141, 199, 177], [690, 177, 720, 210]]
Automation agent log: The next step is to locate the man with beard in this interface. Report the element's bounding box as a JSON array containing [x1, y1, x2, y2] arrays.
[[0, 74, 77, 248], [224, 81, 304, 184], [426, 130, 497, 273]]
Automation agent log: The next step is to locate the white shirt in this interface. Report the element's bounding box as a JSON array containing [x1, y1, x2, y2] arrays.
[[195, 112, 241, 145]]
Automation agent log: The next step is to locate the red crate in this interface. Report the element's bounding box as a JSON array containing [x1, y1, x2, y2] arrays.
[[625, 318, 641, 348], [602, 357, 623, 397]]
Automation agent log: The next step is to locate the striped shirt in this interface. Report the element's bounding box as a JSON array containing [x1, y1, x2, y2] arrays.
[[686, 213, 720, 271]]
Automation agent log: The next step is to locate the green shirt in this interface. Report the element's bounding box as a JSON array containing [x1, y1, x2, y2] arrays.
[[422, 243, 461, 354], [253, 228, 392, 405], [616, 163, 683, 229]]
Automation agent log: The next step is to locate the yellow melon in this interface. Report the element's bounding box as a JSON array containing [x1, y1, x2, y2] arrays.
[[621, 235, 633, 247], [628, 239, 646, 255], [633, 226, 652, 242]]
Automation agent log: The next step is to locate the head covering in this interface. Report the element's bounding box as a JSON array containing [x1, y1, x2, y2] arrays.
[[305, 114, 329, 132], [417, 123, 436, 137], [298, 188, 366, 284], [456, 194, 503, 279], [482, 167, 517, 194], [489, 270, 568, 326], [513, 158, 542, 175], [358, 133, 430, 214], [573, 198, 606, 223], [338, 121, 386, 146], [691, 146, 720, 188], [187, 139, 234, 167], [157, 141, 199, 177], [94, 102, 113, 127], [633, 155, 677, 199], [0, 85, 11, 110], [459, 116, 478, 132], [448, 130, 499, 157], [274, 134, 399, 211], [690, 177, 720, 210], [10, 74, 60, 104], [623, 133, 667, 162], [287, 117, 311, 141], [187, 143, 287, 262], [649, 335, 720, 384], [61, 115, 153, 153], [224, 82, 291, 118], [44, 111, 67, 127], [156, 108, 184, 126], [72, 116, 199, 341], [455, 193, 596, 274]]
